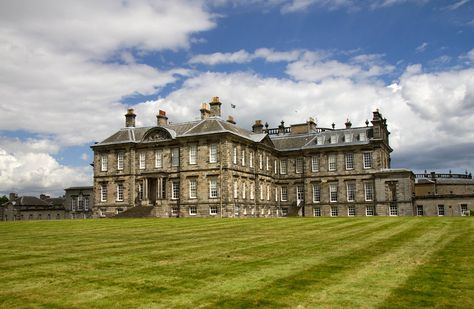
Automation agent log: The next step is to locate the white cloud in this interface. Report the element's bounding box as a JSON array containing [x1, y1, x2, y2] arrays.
[[443, 0, 470, 11], [0, 0, 213, 145], [0, 139, 91, 196], [189, 48, 302, 65], [415, 42, 429, 53]]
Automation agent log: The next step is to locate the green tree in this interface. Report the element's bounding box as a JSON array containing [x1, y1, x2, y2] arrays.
[[0, 195, 8, 205]]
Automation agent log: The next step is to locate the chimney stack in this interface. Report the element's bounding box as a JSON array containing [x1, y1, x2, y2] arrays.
[[200, 103, 211, 120], [40, 194, 50, 200], [9, 193, 17, 201], [209, 96, 222, 117], [125, 108, 136, 127], [252, 120, 264, 133], [307, 117, 317, 132], [157, 110, 168, 126], [227, 115, 236, 125]]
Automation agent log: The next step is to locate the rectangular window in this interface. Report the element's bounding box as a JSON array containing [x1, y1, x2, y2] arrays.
[[345, 153, 354, 170], [366, 206, 375, 216], [266, 184, 270, 201], [266, 156, 269, 171], [296, 185, 304, 202], [189, 206, 197, 216], [209, 178, 218, 198], [312, 183, 321, 203], [250, 182, 255, 200], [116, 183, 124, 202], [171, 180, 180, 200], [416, 205, 424, 216], [233, 180, 238, 199], [281, 186, 288, 201], [249, 152, 253, 168], [209, 206, 218, 215], [71, 198, 77, 211], [280, 160, 287, 175], [139, 152, 146, 170], [345, 133, 352, 143], [461, 204, 468, 216], [78, 196, 84, 210], [241, 149, 246, 166], [331, 135, 338, 144], [316, 135, 325, 145], [260, 184, 264, 200], [295, 157, 303, 174], [363, 152, 373, 169], [314, 207, 321, 217], [101, 154, 108, 172], [242, 182, 246, 199], [328, 154, 336, 171], [100, 184, 107, 202], [275, 187, 278, 201], [155, 149, 163, 168], [346, 182, 356, 202], [329, 183, 338, 202], [189, 144, 197, 165], [209, 143, 218, 163], [117, 152, 124, 170], [364, 182, 374, 201], [348, 205, 356, 216], [330, 206, 338, 217], [171, 147, 179, 167], [84, 196, 89, 210], [389, 204, 398, 216], [359, 132, 367, 142], [138, 182, 144, 200], [438, 204, 445, 216], [274, 160, 278, 174], [233, 146, 238, 164], [259, 154, 263, 170], [311, 156, 319, 172], [189, 179, 197, 199]]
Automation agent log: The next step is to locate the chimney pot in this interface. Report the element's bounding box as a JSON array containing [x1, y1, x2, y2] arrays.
[[125, 108, 136, 127], [200, 103, 211, 120], [209, 96, 222, 117], [227, 115, 236, 125], [252, 120, 264, 133]]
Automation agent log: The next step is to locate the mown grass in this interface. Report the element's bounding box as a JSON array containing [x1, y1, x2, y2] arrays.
[[0, 217, 472, 308]]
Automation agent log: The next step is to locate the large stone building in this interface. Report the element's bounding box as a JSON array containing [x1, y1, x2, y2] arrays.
[[1, 193, 66, 221], [91, 97, 416, 218], [64, 186, 94, 219]]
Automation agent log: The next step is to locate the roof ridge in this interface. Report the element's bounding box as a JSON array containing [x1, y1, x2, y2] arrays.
[[182, 119, 206, 135]]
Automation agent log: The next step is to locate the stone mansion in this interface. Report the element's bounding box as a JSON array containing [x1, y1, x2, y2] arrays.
[[91, 97, 417, 218]]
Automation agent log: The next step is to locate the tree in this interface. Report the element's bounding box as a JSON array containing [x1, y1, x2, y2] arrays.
[[0, 195, 8, 205]]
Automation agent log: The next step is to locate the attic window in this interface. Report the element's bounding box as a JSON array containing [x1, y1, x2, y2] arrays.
[[316, 136, 324, 145], [359, 132, 367, 142], [345, 134, 352, 143], [331, 135, 338, 144]]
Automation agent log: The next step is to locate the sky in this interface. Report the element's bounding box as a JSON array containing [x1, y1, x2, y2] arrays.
[[0, 0, 473, 196]]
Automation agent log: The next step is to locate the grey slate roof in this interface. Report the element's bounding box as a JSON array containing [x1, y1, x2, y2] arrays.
[[94, 117, 372, 152]]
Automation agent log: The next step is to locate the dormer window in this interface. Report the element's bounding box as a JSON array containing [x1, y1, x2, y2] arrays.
[[359, 132, 367, 142], [316, 136, 325, 145], [344, 134, 352, 143], [331, 135, 338, 144]]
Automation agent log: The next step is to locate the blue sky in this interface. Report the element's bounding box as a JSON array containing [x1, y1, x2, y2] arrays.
[[0, 0, 473, 196]]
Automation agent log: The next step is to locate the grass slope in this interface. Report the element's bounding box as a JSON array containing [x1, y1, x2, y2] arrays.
[[0, 218, 472, 308]]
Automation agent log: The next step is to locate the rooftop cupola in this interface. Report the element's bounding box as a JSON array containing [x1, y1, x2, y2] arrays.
[[125, 108, 136, 127], [209, 96, 222, 117], [157, 110, 168, 126]]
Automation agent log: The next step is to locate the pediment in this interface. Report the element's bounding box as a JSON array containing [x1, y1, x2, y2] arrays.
[[142, 127, 176, 142]]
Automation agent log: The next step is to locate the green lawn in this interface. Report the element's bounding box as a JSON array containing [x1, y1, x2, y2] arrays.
[[0, 218, 472, 308]]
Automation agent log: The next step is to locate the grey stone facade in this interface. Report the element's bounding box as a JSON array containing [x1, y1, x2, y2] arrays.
[[64, 186, 94, 219], [91, 97, 421, 218]]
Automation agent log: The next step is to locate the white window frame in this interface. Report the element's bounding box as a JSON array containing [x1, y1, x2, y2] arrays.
[[316, 135, 325, 145], [241, 149, 246, 166], [312, 183, 320, 203], [171, 180, 180, 200], [266, 156, 269, 171], [209, 143, 218, 163], [249, 152, 254, 168], [330, 206, 338, 217], [389, 204, 398, 216], [189, 179, 197, 199], [171, 147, 180, 167], [266, 184, 270, 201], [189, 144, 197, 165], [331, 135, 338, 144], [295, 157, 303, 174], [155, 149, 163, 168], [233, 146, 238, 164], [139, 152, 146, 170], [345, 153, 354, 170], [363, 152, 373, 169], [281, 186, 288, 201], [209, 206, 218, 215], [209, 179, 218, 198], [364, 182, 374, 201], [366, 206, 375, 216], [314, 207, 321, 217], [280, 160, 287, 175], [275, 187, 278, 202], [359, 132, 367, 142], [274, 160, 278, 174], [250, 182, 255, 200], [311, 156, 319, 172], [116, 183, 124, 202], [345, 133, 353, 143], [437, 204, 445, 216], [328, 154, 336, 171], [259, 153, 263, 170], [296, 185, 304, 202], [100, 184, 107, 202], [189, 206, 197, 216], [101, 154, 108, 172], [346, 182, 356, 202], [117, 152, 124, 171], [348, 205, 356, 216], [329, 183, 338, 203]]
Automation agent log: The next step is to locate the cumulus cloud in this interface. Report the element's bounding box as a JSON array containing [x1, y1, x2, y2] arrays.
[[0, 0, 214, 145], [0, 138, 91, 196]]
